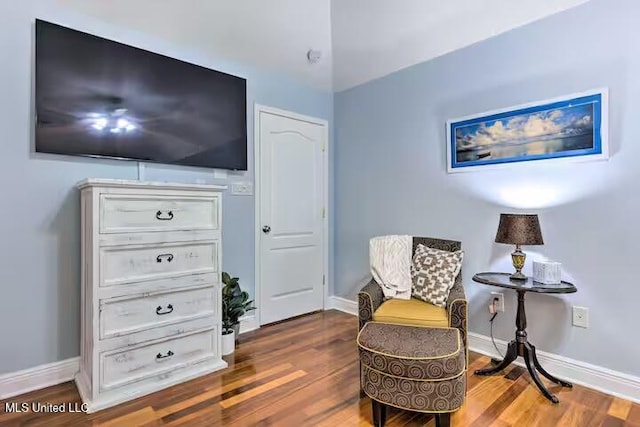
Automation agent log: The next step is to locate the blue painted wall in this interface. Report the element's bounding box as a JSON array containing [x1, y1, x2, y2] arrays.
[[335, 0, 640, 376], [0, 3, 332, 374]]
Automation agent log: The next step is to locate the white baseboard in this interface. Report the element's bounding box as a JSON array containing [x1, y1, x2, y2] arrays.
[[0, 357, 79, 400], [5, 302, 638, 405], [326, 296, 358, 316], [329, 295, 640, 404], [0, 317, 258, 401], [468, 332, 640, 404], [239, 314, 259, 334]]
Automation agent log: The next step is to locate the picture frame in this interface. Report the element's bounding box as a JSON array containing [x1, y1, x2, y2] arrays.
[[446, 88, 609, 173]]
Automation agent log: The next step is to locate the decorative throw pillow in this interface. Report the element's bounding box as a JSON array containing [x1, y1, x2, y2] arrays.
[[411, 244, 464, 307]]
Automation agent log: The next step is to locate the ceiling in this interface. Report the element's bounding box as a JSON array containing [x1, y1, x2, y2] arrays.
[[56, 0, 590, 92], [331, 0, 591, 91], [56, 0, 333, 90]]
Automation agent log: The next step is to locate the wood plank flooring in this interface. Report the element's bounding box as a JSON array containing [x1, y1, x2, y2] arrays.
[[1, 310, 638, 426]]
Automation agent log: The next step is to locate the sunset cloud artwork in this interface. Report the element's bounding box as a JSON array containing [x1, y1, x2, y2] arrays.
[[446, 90, 608, 172]]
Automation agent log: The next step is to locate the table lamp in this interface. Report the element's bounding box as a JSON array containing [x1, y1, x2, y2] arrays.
[[495, 213, 544, 280]]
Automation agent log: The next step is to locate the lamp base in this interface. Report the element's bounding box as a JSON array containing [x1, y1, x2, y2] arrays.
[[509, 271, 527, 281], [510, 245, 527, 281]]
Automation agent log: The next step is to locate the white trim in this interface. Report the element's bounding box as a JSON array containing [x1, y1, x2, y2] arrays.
[[446, 87, 609, 173], [0, 357, 79, 400], [326, 296, 358, 316], [3, 306, 638, 405], [0, 315, 257, 401], [239, 314, 260, 334], [75, 359, 227, 413], [253, 104, 262, 327], [328, 296, 640, 404], [468, 332, 640, 404], [254, 104, 330, 326]]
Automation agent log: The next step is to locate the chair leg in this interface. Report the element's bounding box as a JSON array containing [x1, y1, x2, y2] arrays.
[[435, 413, 451, 427], [372, 400, 380, 427], [359, 360, 366, 398], [371, 400, 387, 427]]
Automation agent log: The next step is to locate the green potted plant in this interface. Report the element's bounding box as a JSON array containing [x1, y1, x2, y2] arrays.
[[221, 272, 256, 355]]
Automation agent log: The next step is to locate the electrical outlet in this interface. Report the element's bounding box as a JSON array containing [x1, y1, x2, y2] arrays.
[[491, 292, 505, 313], [213, 169, 227, 179], [572, 306, 589, 328]]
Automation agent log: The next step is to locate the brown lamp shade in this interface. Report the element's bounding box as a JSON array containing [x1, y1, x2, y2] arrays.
[[495, 214, 544, 245]]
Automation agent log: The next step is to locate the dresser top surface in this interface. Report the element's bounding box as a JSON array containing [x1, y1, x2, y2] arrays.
[[77, 178, 227, 192]]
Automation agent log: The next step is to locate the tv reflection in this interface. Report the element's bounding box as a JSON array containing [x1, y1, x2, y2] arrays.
[[35, 19, 247, 170]]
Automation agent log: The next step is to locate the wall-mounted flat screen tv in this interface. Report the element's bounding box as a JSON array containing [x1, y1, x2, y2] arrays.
[[35, 19, 247, 170]]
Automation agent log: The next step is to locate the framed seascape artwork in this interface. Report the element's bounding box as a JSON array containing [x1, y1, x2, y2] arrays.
[[446, 89, 609, 173]]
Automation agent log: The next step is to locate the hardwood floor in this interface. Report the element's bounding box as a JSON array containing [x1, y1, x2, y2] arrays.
[[1, 310, 638, 426]]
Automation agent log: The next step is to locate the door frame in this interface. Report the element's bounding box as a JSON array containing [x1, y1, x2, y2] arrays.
[[253, 104, 329, 327]]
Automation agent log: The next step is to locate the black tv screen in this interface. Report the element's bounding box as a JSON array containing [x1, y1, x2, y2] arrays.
[[35, 19, 247, 170]]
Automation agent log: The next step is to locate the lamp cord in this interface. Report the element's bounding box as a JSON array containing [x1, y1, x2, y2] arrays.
[[490, 312, 505, 359]]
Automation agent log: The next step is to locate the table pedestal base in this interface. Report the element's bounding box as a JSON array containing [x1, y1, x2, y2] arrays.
[[475, 340, 572, 403], [474, 290, 572, 403]]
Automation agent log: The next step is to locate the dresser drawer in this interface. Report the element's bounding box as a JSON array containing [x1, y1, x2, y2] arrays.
[[100, 195, 219, 234], [100, 328, 217, 391], [100, 287, 216, 340], [101, 241, 218, 287]]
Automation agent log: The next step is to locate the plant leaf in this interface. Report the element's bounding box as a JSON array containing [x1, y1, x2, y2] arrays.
[[220, 271, 257, 327]]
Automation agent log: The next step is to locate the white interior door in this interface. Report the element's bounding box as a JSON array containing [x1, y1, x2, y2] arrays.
[[258, 108, 326, 325]]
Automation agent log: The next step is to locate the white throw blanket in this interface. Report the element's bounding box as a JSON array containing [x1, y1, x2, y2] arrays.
[[369, 235, 412, 300]]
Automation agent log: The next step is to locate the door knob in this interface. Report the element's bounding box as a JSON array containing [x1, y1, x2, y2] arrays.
[[262, 225, 271, 234]]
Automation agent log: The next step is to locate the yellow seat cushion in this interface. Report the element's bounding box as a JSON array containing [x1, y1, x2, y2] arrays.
[[373, 298, 449, 328]]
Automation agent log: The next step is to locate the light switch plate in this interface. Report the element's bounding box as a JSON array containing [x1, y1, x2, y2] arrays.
[[231, 182, 253, 195], [572, 306, 589, 328]]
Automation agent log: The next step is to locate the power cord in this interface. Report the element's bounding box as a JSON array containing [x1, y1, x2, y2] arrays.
[[489, 298, 505, 359]]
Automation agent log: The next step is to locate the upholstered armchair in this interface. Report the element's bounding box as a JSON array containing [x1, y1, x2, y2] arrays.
[[358, 237, 468, 365]]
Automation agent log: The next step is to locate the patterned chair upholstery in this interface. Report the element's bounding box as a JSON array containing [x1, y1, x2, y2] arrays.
[[358, 237, 468, 366], [358, 322, 466, 427]]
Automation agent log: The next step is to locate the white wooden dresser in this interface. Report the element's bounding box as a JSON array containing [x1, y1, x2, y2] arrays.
[[75, 179, 227, 412]]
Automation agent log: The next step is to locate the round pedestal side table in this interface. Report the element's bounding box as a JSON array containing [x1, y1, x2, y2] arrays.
[[472, 272, 577, 403]]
